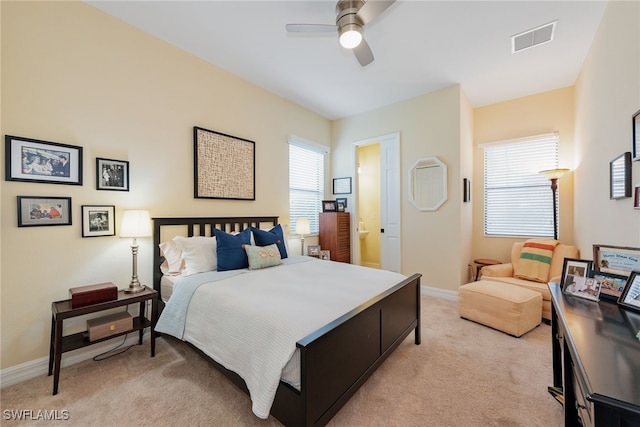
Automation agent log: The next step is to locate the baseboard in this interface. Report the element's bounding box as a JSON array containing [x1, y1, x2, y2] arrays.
[[0, 333, 144, 389], [421, 285, 458, 301], [2, 288, 457, 389], [361, 262, 381, 269]]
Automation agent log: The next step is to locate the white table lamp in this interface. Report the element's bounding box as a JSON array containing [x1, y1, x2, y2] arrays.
[[120, 210, 152, 293], [295, 217, 310, 256]]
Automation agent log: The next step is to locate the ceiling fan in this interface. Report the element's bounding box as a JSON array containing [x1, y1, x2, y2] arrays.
[[286, 0, 396, 67]]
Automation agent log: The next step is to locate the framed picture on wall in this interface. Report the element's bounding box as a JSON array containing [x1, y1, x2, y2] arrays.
[[96, 158, 129, 191], [17, 196, 72, 227], [193, 126, 255, 200], [5, 135, 82, 185], [81, 205, 115, 237], [633, 109, 640, 161], [333, 177, 352, 195], [609, 152, 632, 199]]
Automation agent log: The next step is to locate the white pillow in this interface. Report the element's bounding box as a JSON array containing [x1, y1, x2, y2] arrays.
[[173, 236, 217, 276], [158, 240, 184, 275]]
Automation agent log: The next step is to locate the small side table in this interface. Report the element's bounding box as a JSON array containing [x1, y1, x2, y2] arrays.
[[48, 286, 158, 395], [473, 258, 501, 281]]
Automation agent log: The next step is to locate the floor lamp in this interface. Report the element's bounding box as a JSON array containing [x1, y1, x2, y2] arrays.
[[120, 209, 152, 293], [296, 217, 310, 256], [540, 168, 569, 240]]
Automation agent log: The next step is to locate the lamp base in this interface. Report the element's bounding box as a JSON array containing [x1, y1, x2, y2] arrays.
[[124, 284, 146, 293]]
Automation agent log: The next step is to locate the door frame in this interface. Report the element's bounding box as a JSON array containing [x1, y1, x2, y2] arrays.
[[352, 132, 401, 270]]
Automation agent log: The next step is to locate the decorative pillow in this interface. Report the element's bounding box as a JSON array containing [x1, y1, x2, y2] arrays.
[[251, 224, 288, 259], [514, 239, 559, 283], [244, 243, 282, 270], [158, 240, 184, 275], [214, 228, 252, 271], [173, 236, 217, 276]]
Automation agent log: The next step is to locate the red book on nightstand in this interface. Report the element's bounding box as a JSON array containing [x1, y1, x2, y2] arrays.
[[69, 282, 118, 308]]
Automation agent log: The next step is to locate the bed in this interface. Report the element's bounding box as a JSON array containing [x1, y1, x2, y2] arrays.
[[152, 216, 422, 426]]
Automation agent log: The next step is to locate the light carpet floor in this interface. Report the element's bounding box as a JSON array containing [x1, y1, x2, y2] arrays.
[[0, 296, 562, 426]]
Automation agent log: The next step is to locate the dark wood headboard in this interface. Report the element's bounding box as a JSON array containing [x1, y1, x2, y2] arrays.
[[152, 216, 279, 302]]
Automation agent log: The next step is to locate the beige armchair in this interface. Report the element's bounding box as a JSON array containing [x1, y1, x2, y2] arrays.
[[480, 241, 579, 321]]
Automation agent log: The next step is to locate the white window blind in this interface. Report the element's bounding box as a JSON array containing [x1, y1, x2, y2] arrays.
[[289, 136, 327, 235], [482, 133, 559, 237]]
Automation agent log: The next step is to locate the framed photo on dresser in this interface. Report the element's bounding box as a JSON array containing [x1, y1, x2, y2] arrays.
[[560, 258, 593, 292], [618, 272, 640, 313]]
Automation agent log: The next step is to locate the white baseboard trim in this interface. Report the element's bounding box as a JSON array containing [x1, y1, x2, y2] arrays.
[[361, 262, 381, 269], [0, 333, 143, 389], [2, 287, 456, 389], [421, 285, 458, 301]]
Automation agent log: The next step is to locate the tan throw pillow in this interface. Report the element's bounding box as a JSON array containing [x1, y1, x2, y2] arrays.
[[244, 244, 282, 270], [514, 239, 559, 283]]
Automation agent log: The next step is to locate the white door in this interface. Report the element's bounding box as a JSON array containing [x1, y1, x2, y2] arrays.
[[379, 134, 401, 272], [354, 132, 401, 272]]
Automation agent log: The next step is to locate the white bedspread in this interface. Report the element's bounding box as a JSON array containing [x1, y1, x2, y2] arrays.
[[157, 256, 406, 419]]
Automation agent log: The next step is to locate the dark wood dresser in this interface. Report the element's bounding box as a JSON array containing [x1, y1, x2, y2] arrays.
[[319, 212, 351, 263], [548, 283, 640, 426]]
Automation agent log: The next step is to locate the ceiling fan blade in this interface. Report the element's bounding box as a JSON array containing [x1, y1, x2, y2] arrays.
[[353, 38, 374, 66], [356, 0, 396, 25], [285, 23, 338, 33]]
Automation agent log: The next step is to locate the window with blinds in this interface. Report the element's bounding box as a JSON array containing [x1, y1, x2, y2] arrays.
[[482, 133, 559, 237], [289, 137, 327, 235]]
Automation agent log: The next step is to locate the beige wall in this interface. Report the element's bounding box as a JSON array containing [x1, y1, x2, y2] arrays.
[[332, 85, 469, 290], [472, 87, 576, 262], [574, 0, 640, 253], [0, 1, 330, 368], [2, 0, 639, 374]]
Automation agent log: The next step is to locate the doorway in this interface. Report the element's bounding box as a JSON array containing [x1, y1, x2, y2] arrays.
[[353, 132, 401, 273]]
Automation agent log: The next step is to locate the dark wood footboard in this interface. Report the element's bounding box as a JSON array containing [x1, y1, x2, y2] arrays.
[[275, 273, 422, 426], [153, 217, 421, 426]]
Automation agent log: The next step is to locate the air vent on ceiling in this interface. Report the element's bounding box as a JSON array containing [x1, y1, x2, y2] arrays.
[[511, 21, 557, 53]]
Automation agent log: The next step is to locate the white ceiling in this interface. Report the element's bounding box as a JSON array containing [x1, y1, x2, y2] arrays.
[[85, 0, 608, 120]]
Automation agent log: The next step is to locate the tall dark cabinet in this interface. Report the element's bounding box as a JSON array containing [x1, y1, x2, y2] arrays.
[[319, 212, 351, 263]]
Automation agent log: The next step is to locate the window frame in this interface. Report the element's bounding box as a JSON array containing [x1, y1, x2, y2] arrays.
[[288, 135, 329, 236], [481, 133, 560, 238]]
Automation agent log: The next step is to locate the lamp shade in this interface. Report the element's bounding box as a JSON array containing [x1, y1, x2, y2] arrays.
[[295, 217, 310, 236], [540, 168, 570, 180], [120, 210, 152, 238]]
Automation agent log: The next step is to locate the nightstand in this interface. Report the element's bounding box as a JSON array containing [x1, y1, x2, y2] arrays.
[[48, 286, 158, 395]]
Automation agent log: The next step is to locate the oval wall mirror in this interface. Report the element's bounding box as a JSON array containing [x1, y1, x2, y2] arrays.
[[408, 157, 448, 211]]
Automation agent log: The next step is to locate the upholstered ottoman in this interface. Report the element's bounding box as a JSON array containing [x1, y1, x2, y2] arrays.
[[459, 280, 542, 337]]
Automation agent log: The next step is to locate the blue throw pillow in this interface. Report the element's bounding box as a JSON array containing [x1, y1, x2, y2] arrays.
[[251, 224, 288, 259], [214, 228, 252, 271]]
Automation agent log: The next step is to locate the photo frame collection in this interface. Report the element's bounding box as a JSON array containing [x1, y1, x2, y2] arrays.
[[609, 109, 640, 207], [6, 134, 127, 237], [559, 244, 640, 313]]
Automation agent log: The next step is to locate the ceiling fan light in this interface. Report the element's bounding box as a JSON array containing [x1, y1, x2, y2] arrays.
[[339, 24, 362, 49]]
